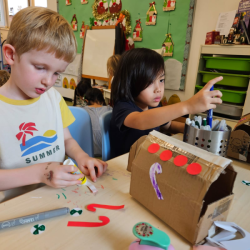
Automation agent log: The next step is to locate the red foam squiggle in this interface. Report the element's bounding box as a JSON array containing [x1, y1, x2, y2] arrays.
[[67, 216, 110, 227], [87, 204, 125, 212]]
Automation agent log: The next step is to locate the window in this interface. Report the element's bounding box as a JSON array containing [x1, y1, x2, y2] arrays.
[[1, 0, 49, 28]]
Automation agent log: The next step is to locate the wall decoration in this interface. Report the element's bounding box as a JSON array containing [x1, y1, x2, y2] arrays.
[[80, 21, 85, 38], [163, 0, 176, 11], [94, 19, 103, 26], [133, 19, 143, 42], [70, 78, 77, 89], [110, 17, 117, 25], [71, 14, 78, 31], [66, 0, 72, 6], [109, 0, 122, 14], [102, 18, 110, 26], [146, 2, 157, 26], [81, 0, 88, 4], [63, 77, 69, 88], [92, 0, 131, 35], [97, 0, 109, 14], [162, 33, 174, 56]]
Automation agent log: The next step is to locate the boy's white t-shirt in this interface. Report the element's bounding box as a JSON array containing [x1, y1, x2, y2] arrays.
[[0, 87, 75, 202]]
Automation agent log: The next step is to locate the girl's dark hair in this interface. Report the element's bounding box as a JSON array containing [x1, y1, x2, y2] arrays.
[[111, 48, 165, 104], [85, 88, 106, 106], [73, 78, 92, 106]]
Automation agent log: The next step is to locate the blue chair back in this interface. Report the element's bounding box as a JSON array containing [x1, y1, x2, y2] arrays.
[[68, 106, 94, 158], [99, 110, 112, 161]]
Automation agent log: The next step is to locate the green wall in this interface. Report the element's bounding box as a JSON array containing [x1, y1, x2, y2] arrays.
[[59, 0, 191, 63]]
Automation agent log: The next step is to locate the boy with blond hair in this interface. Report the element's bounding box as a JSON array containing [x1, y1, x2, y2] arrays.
[[0, 7, 107, 202]]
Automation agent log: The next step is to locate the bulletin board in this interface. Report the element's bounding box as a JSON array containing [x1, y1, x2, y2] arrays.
[[58, 0, 195, 90]]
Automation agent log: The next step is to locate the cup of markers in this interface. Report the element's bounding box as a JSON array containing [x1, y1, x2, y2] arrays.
[[183, 116, 232, 157]]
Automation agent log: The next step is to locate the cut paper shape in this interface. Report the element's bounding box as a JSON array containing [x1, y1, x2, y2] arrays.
[[97, 0, 109, 14], [109, 0, 122, 14], [31, 224, 45, 235], [187, 163, 202, 175], [148, 143, 160, 154], [112, 177, 118, 180], [242, 180, 250, 186], [146, 2, 157, 26], [160, 150, 172, 161], [56, 194, 60, 199], [87, 204, 125, 212], [66, 0, 72, 5], [163, 0, 176, 11], [70, 208, 83, 217], [71, 14, 78, 31], [133, 19, 143, 42], [67, 216, 110, 227], [62, 193, 67, 199], [81, 0, 88, 4], [173, 155, 188, 167], [162, 33, 174, 57], [149, 163, 164, 200]]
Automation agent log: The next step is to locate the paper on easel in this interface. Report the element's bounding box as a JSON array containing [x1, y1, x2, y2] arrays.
[[206, 221, 250, 250], [216, 10, 237, 36]]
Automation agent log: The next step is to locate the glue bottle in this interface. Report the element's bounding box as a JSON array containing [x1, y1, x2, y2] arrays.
[[129, 222, 175, 250]]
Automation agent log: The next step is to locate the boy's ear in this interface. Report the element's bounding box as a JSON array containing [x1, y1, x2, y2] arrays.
[[3, 44, 16, 65]]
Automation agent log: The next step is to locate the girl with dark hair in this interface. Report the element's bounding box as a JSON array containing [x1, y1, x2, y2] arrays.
[[73, 78, 92, 107], [84, 88, 112, 156], [110, 48, 223, 158]]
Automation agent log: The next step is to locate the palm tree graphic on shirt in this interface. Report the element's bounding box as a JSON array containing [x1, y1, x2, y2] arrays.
[[16, 122, 38, 146]]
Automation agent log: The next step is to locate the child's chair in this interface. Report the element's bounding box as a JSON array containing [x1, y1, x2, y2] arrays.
[[99, 110, 112, 161], [68, 106, 94, 158]]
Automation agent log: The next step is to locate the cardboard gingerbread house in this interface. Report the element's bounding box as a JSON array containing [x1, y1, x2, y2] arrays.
[[146, 2, 157, 26], [162, 33, 174, 56], [227, 113, 250, 163], [128, 130, 236, 244], [66, 0, 72, 6], [80, 22, 85, 39], [163, 0, 176, 11], [133, 19, 143, 42], [81, 0, 88, 4]]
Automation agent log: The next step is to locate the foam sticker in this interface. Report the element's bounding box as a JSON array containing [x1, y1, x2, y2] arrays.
[[186, 163, 202, 175], [149, 163, 164, 200], [148, 143, 160, 154], [174, 155, 188, 167], [160, 150, 173, 161], [87, 204, 125, 212], [31, 224, 45, 235], [70, 208, 83, 217], [67, 216, 110, 227]]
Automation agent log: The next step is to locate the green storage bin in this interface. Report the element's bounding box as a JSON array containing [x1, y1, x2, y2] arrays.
[[199, 71, 250, 87], [195, 85, 246, 104], [203, 56, 250, 72]]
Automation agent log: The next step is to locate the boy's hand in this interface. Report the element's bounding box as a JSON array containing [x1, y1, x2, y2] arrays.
[[186, 76, 223, 115], [76, 154, 108, 182], [42, 162, 84, 188]]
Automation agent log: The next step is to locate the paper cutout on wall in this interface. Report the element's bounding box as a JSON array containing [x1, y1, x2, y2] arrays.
[[97, 0, 109, 14], [80, 21, 85, 38], [146, 2, 157, 26], [148, 143, 160, 154], [102, 18, 110, 26], [163, 0, 176, 11], [87, 204, 125, 212], [109, 0, 122, 14], [70, 208, 83, 216], [162, 33, 174, 57], [149, 163, 164, 200], [164, 59, 182, 90], [174, 155, 188, 167], [160, 150, 172, 161], [63, 77, 69, 89], [70, 78, 76, 90], [66, 0, 72, 5], [133, 19, 143, 42], [81, 0, 88, 4], [71, 14, 78, 31], [67, 216, 110, 227], [31, 224, 45, 235]]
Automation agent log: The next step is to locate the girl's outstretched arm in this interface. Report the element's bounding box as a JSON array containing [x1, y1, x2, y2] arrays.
[[124, 77, 223, 130]]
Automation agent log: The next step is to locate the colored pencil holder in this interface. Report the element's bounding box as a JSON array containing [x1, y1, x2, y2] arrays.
[[183, 124, 232, 157]]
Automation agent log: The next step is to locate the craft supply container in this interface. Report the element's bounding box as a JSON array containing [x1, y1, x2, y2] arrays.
[[183, 124, 232, 157]]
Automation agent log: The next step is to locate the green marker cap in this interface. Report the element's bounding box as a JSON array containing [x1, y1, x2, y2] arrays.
[[132, 222, 171, 250]]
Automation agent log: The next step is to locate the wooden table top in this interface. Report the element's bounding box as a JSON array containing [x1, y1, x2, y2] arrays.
[[0, 137, 249, 249]]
